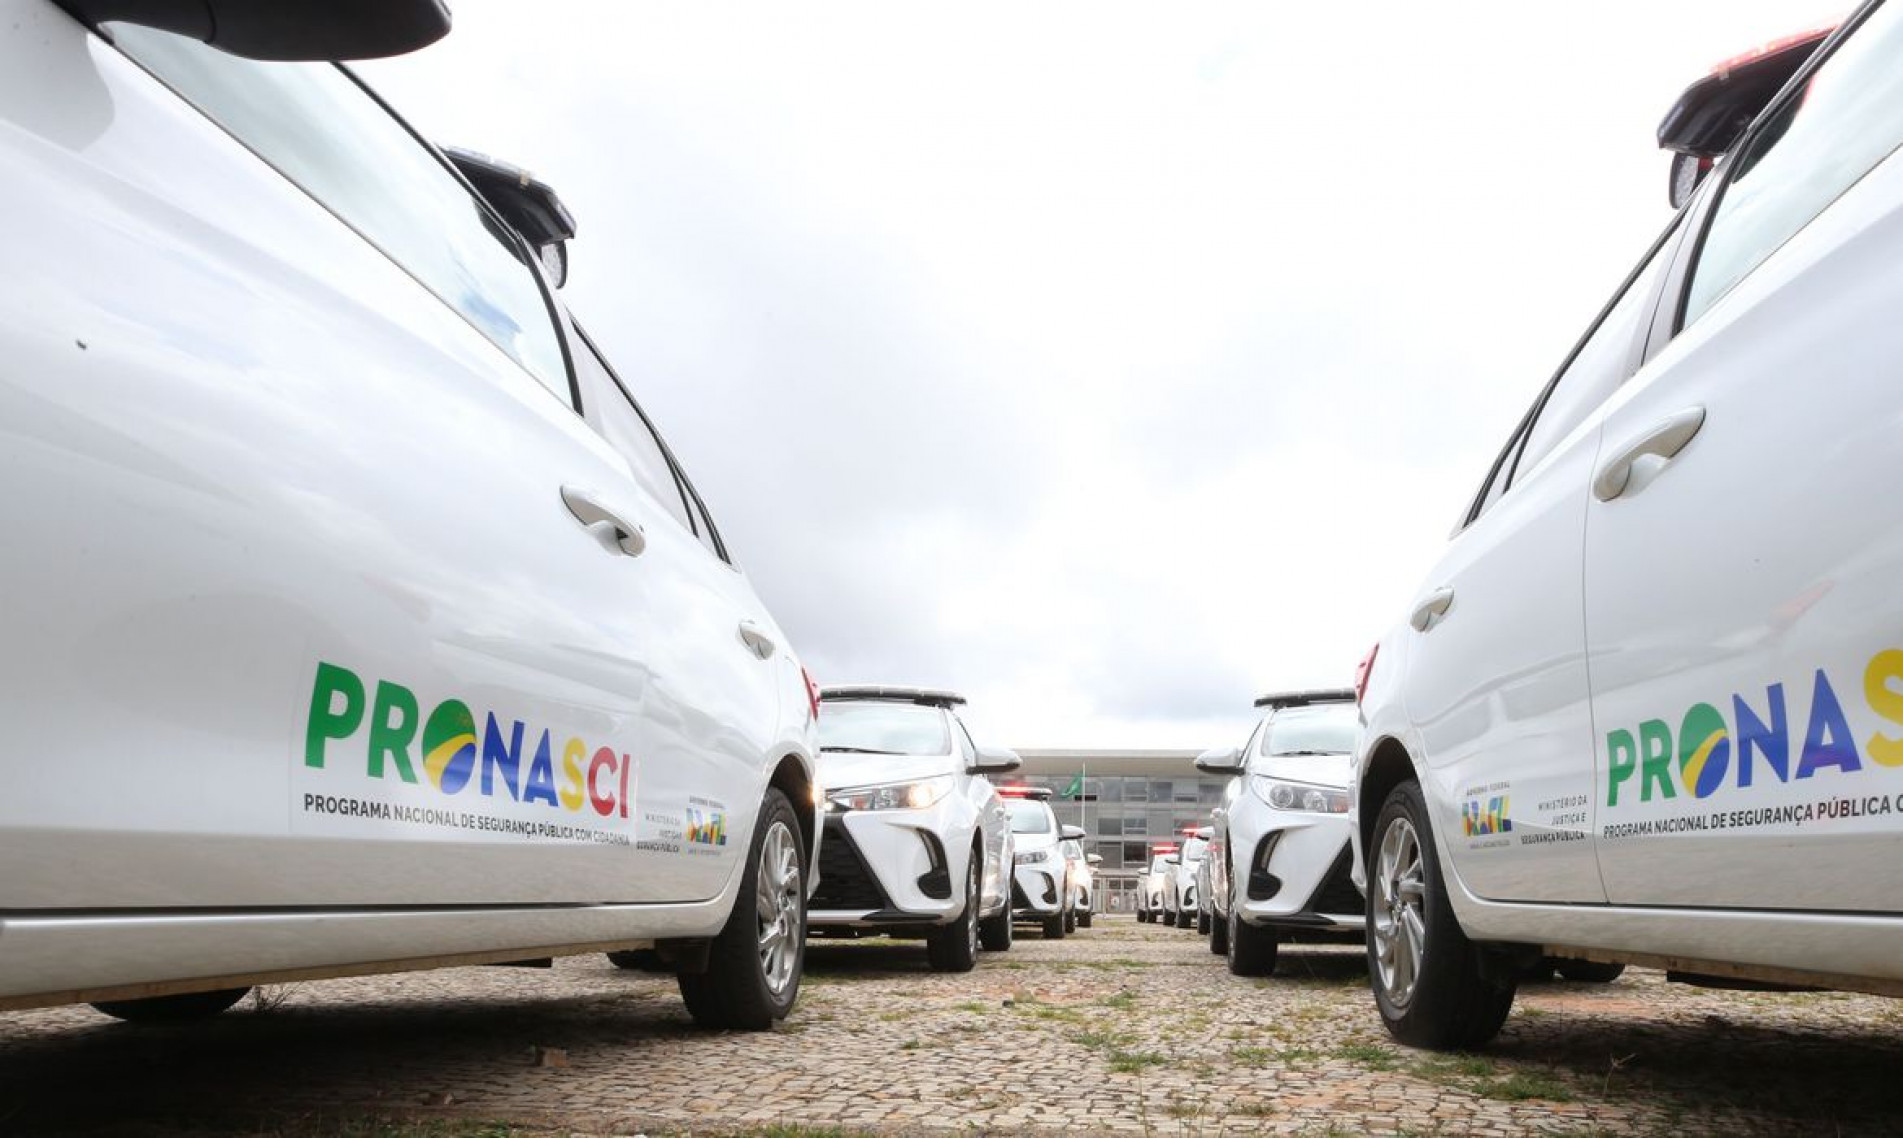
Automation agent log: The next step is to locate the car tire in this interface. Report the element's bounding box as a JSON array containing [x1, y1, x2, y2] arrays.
[[1197, 908, 1211, 936], [1209, 908, 1229, 955], [1553, 959, 1626, 984], [90, 987, 251, 1023], [1226, 902, 1277, 976], [1176, 907, 1194, 930], [980, 900, 1014, 952], [678, 787, 805, 1030], [1137, 909, 1150, 924], [927, 851, 982, 973], [1367, 779, 1516, 1050], [1078, 907, 1092, 929], [1064, 904, 1077, 934], [1043, 912, 1066, 939]]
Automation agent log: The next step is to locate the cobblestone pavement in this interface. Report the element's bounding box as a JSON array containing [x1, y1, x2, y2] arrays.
[[4, 917, 1903, 1136]]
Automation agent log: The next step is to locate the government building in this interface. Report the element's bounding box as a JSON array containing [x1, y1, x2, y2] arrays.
[[1009, 748, 1230, 913]]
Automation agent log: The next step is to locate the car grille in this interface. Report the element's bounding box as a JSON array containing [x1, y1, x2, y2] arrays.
[[1304, 847, 1364, 918], [812, 817, 889, 911]]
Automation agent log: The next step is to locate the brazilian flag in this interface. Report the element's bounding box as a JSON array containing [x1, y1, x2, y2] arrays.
[[1062, 774, 1084, 798]]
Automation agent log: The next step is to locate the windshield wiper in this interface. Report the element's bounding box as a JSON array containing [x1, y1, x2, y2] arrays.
[[820, 746, 902, 755]]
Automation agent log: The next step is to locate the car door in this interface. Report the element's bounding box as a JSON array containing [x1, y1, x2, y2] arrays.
[[1399, 221, 1683, 903], [955, 718, 1012, 914], [1586, 3, 1903, 911], [568, 322, 786, 900], [0, 20, 728, 908]]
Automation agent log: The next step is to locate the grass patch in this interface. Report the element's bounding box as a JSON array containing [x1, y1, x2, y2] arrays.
[[1469, 1071, 1575, 1102], [1230, 1046, 1277, 1063], [953, 1000, 991, 1014], [1106, 1048, 1167, 1074], [1095, 992, 1138, 1010], [1334, 1042, 1400, 1071]]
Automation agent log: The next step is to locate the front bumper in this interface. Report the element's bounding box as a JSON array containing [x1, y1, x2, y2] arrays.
[[808, 807, 972, 929], [1232, 806, 1365, 932], [1010, 863, 1062, 915]]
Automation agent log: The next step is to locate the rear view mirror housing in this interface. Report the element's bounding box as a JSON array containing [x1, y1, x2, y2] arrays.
[[443, 148, 578, 288], [972, 746, 1021, 775], [1085, 853, 1103, 866], [62, 0, 450, 61], [1059, 824, 1087, 842], [1194, 746, 1245, 775], [1163, 854, 1180, 866]]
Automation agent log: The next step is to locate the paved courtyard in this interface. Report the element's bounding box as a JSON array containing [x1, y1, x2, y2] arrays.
[[3, 917, 1901, 1136]]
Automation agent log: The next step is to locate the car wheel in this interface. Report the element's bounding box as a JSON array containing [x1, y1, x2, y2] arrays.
[[1554, 959, 1626, 984], [678, 787, 805, 1030], [91, 987, 250, 1023], [1197, 907, 1211, 936], [1176, 907, 1194, 930], [1367, 779, 1516, 1049], [1137, 909, 1150, 924], [928, 850, 982, 973], [980, 898, 1014, 952], [1226, 902, 1277, 976], [1064, 904, 1077, 934], [1078, 906, 1092, 929], [1209, 907, 1228, 955], [1043, 911, 1066, 939]]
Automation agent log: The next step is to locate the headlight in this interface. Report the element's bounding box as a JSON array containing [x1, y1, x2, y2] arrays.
[[1251, 775, 1349, 813], [1015, 849, 1050, 865], [825, 775, 954, 813]]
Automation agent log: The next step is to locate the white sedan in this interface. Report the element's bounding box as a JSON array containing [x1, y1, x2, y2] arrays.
[[0, 0, 818, 1030], [1351, 0, 1903, 1049], [811, 688, 1020, 968], [1199, 692, 1363, 975]]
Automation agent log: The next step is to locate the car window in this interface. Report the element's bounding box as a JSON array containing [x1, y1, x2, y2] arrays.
[[108, 26, 571, 401], [1683, 5, 1903, 328], [1006, 800, 1053, 834], [1465, 427, 1526, 528], [819, 702, 950, 756], [567, 324, 696, 535], [1180, 837, 1208, 861], [1263, 702, 1359, 756], [1507, 233, 1676, 487], [680, 480, 728, 563]]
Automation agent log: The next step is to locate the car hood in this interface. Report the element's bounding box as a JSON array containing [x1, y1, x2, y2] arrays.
[[1014, 829, 1060, 853], [817, 751, 957, 792], [1252, 752, 1354, 789]]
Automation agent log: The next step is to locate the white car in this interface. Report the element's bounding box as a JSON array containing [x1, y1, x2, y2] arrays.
[[1058, 830, 1099, 930], [1135, 846, 1175, 923], [1003, 787, 1072, 938], [811, 688, 1019, 968], [1199, 692, 1364, 976], [1165, 830, 1210, 929], [0, 1, 820, 1031], [1351, 0, 1903, 1050]]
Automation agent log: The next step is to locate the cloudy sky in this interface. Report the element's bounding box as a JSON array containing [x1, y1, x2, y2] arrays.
[[364, 1, 1845, 751]]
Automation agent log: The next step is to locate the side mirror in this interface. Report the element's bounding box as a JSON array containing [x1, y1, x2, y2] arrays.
[[1163, 854, 1180, 866], [58, 0, 450, 61], [1194, 746, 1245, 775], [1086, 854, 1102, 866], [1059, 824, 1087, 841], [972, 746, 1021, 775], [443, 148, 578, 288]]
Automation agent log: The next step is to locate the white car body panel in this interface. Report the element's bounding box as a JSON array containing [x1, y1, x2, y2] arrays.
[[0, 2, 817, 1006], [1353, 3, 1903, 993]]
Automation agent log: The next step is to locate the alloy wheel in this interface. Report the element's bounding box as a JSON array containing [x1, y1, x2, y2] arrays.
[[1371, 815, 1426, 1007], [755, 820, 803, 996]]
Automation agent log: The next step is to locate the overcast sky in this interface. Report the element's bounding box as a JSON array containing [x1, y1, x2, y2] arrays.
[[364, 1, 1846, 751]]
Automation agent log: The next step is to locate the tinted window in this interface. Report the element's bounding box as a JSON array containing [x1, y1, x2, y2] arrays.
[[1264, 702, 1360, 756], [111, 27, 569, 399], [818, 702, 950, 757], [1509, 233, 1675, 486], [1180, 836, 1208, 861], [1006, 800, 1053, 835], [1685, 7, 1903, 326], [568, 325, 695, 534]]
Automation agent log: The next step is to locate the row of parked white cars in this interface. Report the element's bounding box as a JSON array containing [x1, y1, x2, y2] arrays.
[[1154, 4, 1903, 1050], [8, 0, 1903, 1057]]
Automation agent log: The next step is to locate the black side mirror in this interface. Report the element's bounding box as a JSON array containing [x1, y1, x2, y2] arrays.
[[1194, 746, 1246, 775], [60, 0, 450, 61]]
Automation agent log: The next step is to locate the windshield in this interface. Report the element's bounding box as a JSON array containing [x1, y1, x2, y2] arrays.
[[818, 702, 950, 756], [1180, 836, 1208, 862], [1262, 702, 1359, 757], [1148, 855, 1174, 873], [1006, 799, 1053, 834]]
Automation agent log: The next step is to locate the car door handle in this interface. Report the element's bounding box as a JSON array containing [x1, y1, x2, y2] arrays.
[[560, 486, 646, 556], [738, 620, 777, 660], [1409, 587, 1455, 632], [1593, 406, 1705, 502]]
